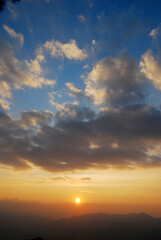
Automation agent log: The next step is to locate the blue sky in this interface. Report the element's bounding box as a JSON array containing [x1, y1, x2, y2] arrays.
[[0, 0, 161, 117], [0, 0, 161, 173]]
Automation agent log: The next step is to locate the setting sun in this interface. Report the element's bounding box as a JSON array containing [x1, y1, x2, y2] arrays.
[[75, 198, 81, 204]]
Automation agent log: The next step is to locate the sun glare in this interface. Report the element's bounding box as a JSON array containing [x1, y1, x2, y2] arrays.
[[75, 198, 80, 204]]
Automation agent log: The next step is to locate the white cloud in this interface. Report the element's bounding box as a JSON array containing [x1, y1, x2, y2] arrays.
[[44, 39, 87, 60], [0, 39, 56, 109], [26, 59, 42, 75], [77, 14, 86, 23], [85, 78, 107, 105], [85, 54, 144, 106], [48, 90, 79, 118], [36, 54, 45, 62], [0, 81, 11, 110], [140, 50, 161, 90], [0, 98, 11, 110], [48, 91, 62, 106], [3, 25, 24, 46], [35, 46, 46, 62], [85, 58, 111, 105], [24, 58, 56, 88], [55, 101, 79, 118], [65, 82, 81, 93], [83, 64, 89, 69], [0, 41, 55, 89], [148, 27, 159, 39], [0, 82, 12, 99]]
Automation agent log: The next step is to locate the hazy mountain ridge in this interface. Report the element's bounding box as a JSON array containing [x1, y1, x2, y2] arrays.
[[0, 212, 161, 240], [0, 212, 52, 240]]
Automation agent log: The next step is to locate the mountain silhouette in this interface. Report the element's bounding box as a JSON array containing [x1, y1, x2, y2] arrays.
[[0, 212, 161, 240]]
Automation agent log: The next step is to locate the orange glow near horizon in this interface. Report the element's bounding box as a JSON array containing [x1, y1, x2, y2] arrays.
[[0, 166, 161, 218]]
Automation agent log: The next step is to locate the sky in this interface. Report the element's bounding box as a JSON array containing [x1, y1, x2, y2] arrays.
[[0, 0, 161, 218]]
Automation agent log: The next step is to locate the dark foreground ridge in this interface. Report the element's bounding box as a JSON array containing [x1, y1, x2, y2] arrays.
[[0, 212, 161, 240]]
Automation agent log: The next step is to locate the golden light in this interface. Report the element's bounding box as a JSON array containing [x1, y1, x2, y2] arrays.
[[75, 198, 81, 204]]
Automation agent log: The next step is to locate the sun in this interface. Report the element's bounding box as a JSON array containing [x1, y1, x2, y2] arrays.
[[75, 198, 81, 204]]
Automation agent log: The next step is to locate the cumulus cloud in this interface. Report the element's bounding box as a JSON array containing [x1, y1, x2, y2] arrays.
[[0, 42, 161, 172], [140, 50, 161, 90], [85, 53, 146, 106], [77, 14, 86, 23], [44, 39, 88, 60], [0, 38, 55, 109], [3, 25, 24, 46], [0, 40, 51, 89]]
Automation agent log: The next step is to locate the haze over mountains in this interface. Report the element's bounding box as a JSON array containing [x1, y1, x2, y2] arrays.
[[1, 212, 161, 240]]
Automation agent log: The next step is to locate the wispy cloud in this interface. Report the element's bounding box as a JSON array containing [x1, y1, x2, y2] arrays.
[[50, 176, 91, 183], [3, 25, 24, 46], [148, 26, 160, 39], [7, 3, 19, 19]]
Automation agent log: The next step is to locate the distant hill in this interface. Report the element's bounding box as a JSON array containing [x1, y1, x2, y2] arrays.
[[0, 212, 161, 240], [0, 212, 52, 240]]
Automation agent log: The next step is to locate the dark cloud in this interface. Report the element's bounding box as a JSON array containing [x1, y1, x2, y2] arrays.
[[0, 103, 161, 172], [19, 110, 53, 127], [55, 105, 95, 122], [85, 53, 149, 107], [0, 40, 160, 172]]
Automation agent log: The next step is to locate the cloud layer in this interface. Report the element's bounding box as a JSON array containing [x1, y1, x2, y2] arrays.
[[0, 101, 161, 172], [0, 29, 161, 172]]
